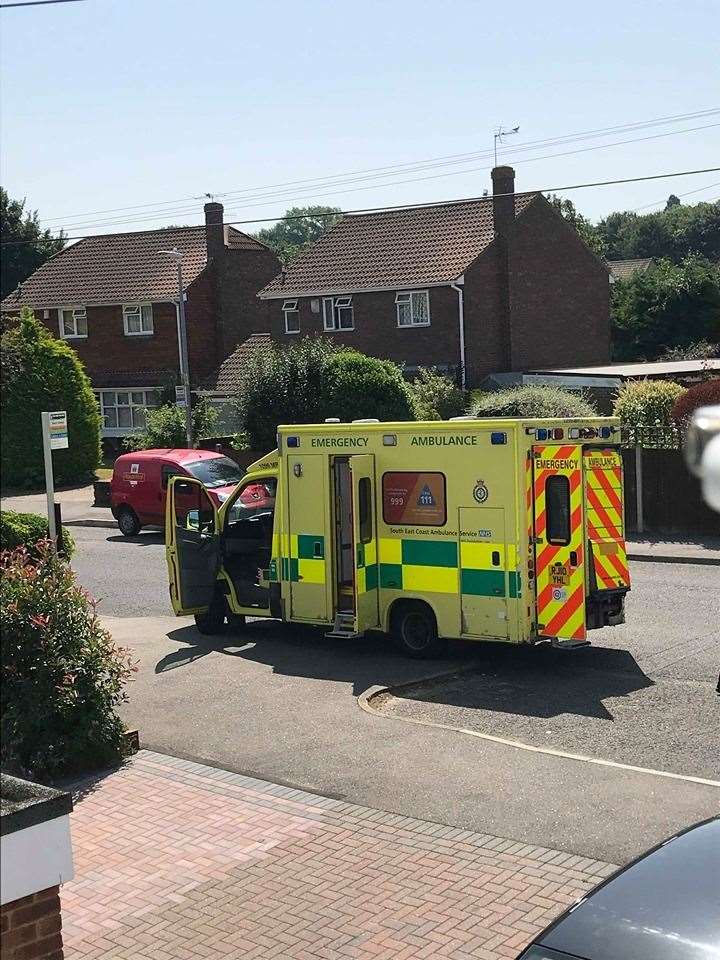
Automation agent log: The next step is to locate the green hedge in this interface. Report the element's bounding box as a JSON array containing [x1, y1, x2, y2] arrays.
[[471, 385, 597, 419], [1, 309, 101, 488], [409, 368, 467, 420], [0, 510, 75, 559]]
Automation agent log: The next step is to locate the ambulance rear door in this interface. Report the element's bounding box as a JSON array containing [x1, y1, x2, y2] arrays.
[[583, 447, 630, 593], [532, 444, 587, 643]]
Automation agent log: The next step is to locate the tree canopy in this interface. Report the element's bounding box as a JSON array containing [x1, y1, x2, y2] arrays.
[[611, 256, 720, 361], [1, 188, 65, 300], [596, 200, 720, 263], [254, 205, 342, 262]]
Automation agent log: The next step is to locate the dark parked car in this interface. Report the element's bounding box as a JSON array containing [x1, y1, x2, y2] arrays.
[[518, 817, 719, 960]]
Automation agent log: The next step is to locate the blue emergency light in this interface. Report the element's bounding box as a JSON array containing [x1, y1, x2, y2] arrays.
[[536, 428, 548, 441], [286, 436, 300, 448], [491, 432, 507, 445], [600, 426, 613, 439]]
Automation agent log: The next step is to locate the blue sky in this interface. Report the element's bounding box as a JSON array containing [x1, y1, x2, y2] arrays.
[[1, 0, 718, 238]]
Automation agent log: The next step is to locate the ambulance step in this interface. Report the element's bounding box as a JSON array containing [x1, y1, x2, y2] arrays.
[[550, 637, 591, 650], [325, 612, 360, 640]]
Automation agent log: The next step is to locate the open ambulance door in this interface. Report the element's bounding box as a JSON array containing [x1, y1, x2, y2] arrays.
[[165, 476, 220, 615], [532, 444, 587, 643], [350, 454, 380, 631]]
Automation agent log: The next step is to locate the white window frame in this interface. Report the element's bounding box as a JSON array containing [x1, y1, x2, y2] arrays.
[[59, 306, 88, 339], [322, 295, 354, 332], [122, 303, 154, 336], [94, 388, 160, 437], [282, 299, 300, 335], [396, 290, 431, 328]]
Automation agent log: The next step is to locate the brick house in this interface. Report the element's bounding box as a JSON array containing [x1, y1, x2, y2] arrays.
[[258, 167, 610, 387], [1, 203, 279, 438]]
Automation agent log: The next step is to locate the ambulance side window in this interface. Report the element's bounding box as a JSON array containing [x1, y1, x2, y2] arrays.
[[358, 477, 372, 543], [546, 476, 571, 545]]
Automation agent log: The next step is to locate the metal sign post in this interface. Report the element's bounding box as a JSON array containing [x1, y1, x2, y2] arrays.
[[41, 411, 69, 546]]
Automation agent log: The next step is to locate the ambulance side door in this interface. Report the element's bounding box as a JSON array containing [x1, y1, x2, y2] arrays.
[[351, 454, 380, 631], [166, 477, 220, 615]]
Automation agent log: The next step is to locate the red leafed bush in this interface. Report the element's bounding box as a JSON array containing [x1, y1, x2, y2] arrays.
[[0, 542, 135, 780], [671, 378, 720, 429]]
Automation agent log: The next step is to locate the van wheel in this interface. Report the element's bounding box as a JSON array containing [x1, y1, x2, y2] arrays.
[[391, 601, 446, 658], [117, 506, 141, 537], [194, 595, 227, 635]]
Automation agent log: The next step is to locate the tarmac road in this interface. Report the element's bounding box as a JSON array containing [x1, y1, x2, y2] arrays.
[[71, 527, 720, 864]]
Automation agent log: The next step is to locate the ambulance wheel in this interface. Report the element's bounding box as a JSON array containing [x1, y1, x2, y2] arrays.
[[391, 601, 446, 658], [117, 506, 141, 537], [194, 595, 226, 635]]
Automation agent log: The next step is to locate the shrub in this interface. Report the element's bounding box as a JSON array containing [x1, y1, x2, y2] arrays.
[[0, 510, 75, 560], [661, 339, 719, 361], [471, 385, 597, 419], [236, 338, 415, 451], [236, 337, 338, 451], [0, 309, 101, 488], [671, 379, 720, 429], [613, 379, 686, 426], [322, 351, 415, 424], [124, 400, 218, 451], [409, 368, 467, 420], [1, 543, 135, 780]]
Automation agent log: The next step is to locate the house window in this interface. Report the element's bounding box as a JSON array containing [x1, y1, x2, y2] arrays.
[[94, 388, 160, 433], [396, 290, 430, 327], [282, 299, 300, 334], [322, 296, 354, 331], [123, 304, 154, 336], [60, 307, 88, 339]]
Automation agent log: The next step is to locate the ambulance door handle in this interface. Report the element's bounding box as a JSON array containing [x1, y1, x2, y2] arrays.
[[491, 551, 500, 567], [313, 541, 322, 559], [569, 550, 578, 567]]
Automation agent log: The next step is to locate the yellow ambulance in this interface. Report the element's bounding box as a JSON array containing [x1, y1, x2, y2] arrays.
[[165, 417, 630, 657]]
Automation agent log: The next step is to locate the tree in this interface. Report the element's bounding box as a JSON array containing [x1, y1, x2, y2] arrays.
[[671, 379, 720, 430], [665, 194, 681, 209], [611, 256, 720, 361], [254, 205, 342, 262], [596, 200, 720, 262], [1, 309, 101, 488], [123, 401, 218, 451], [547, 195, 606, 257], [471, 385, 597, 419], [235, 338, 415, 451], [408, 368, 467, 420], [1, 188, 65, 299]]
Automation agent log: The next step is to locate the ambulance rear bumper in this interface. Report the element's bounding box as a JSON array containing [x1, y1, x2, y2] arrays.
[[586, 587, 628, 630]]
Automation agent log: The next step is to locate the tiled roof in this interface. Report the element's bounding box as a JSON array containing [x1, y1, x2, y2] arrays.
[[607, 258, 654, 282], [200, 333, 273, 395], [1, 226, 265, 310], [259, 195, 538, 298]]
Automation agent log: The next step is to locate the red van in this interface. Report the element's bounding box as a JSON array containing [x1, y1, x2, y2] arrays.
[[110, 449, 249, 536]]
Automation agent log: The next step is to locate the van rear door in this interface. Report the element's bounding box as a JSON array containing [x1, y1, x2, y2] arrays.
[[532, 444, 587, 643], [350, 454, 380, 631]]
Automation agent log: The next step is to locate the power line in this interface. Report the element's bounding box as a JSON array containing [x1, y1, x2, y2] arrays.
[[3, 165, 719, 248], [0, 0, 84, 7], [52, 121, 720, 232], [630, 180, 720, 212], [37, 107, 720, 226]]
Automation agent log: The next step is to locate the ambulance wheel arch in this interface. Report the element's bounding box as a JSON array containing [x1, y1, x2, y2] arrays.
[[389, 598, 446, 658]]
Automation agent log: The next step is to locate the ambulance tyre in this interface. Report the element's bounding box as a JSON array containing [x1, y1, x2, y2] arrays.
[[117, 506, 141, 537], [194, 594, 226, 635], [391, 601, 446, 659]]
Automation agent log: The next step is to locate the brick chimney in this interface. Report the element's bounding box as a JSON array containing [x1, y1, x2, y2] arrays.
[[204, 201, 225, 263], [491, 166, 515, 236]]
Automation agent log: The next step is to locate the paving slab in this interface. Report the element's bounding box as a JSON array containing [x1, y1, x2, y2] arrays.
[[60, 751, 616, 960]]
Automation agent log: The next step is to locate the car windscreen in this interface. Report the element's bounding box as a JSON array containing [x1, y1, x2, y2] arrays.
[[184, 457, 244, 489]]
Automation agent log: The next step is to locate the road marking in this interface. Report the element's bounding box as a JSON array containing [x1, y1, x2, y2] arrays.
[[359, 687, 720, 789]]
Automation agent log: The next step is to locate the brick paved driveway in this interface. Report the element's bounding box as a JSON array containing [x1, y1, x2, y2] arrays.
[[61, 752, 615, 960]]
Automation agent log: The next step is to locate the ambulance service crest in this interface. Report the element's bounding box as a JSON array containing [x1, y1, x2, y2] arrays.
[[472, 480, 489, 503]]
